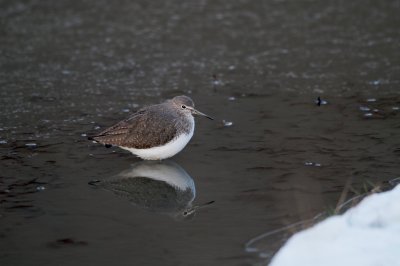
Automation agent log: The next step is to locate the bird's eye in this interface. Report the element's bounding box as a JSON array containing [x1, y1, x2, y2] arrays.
[[183, 211, 188, 215], [181, 105, 186, 109]]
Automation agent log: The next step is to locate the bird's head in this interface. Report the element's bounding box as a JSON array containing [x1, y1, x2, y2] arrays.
[[172, 95, 213, 120]]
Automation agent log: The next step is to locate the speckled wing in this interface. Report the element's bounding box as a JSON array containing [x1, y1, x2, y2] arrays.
[[92, 107, 178, 149]]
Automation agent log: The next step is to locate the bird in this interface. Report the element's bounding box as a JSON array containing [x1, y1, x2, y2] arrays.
[[88, 95, 213, 160]]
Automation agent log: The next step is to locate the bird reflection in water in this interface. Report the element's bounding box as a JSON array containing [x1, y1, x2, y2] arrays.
[[90, 161, 214, 220]]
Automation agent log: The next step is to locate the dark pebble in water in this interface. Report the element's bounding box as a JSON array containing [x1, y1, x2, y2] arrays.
[[315, 97, 327, 106], [47, 238, 88, 248]]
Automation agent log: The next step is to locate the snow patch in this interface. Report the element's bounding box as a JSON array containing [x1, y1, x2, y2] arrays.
[[270, 185, 400, 266]]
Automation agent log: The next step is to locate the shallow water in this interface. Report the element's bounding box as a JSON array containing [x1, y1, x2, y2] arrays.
[[1, 0, 399, 265]]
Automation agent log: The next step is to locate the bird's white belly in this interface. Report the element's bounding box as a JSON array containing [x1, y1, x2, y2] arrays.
[[121, 123, 194, 160]]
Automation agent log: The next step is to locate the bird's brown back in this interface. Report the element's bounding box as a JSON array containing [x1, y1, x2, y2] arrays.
[[92, 104, 189, 149]]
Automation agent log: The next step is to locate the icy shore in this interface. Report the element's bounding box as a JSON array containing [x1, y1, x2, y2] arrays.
[[270, 185, 400, 266]]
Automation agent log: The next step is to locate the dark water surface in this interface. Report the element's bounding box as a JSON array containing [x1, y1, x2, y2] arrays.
[[1, 0, 399, 265]]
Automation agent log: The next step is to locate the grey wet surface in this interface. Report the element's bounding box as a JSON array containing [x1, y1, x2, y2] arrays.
[[1, 0, 400, 265]]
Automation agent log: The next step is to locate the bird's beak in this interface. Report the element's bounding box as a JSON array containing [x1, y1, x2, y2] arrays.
[[189, 107, 214, 120]]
